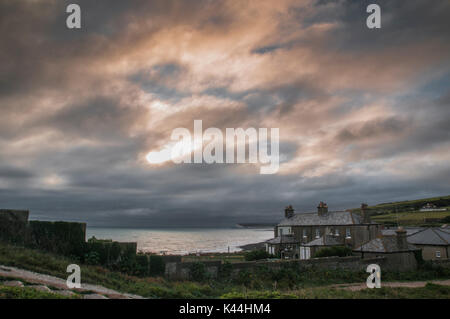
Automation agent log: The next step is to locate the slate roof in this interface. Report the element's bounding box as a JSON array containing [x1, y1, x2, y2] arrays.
[[354, 236, 418, 253], [440, 225, 449, 233], [407, 228, 450, 246], [266, 235, 299, 244], [277, 211, 367, 226], [382, 227, 423, 236], [302, 235, 343, 247]]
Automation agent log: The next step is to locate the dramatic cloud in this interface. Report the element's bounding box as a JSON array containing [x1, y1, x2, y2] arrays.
[[0, 0, 449, 226]]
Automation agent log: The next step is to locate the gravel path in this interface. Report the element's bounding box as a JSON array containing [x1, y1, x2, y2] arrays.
[[0, 265, 144, 299]]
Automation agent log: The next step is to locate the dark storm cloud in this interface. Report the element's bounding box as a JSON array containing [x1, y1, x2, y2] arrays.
[[0, 0, 449, 226]]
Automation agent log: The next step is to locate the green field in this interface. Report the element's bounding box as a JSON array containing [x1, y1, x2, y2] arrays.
[[371, 210, 450, 225], [350, 195, 450, 226]]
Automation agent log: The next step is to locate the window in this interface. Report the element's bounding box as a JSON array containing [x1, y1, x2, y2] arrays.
[[335, 228, 340, 236], [436, 251, 441, 258], [303, 229, 307, 238], [346, 228, 351, 239], [315, 228, 320, 238], [279, 226, 291, 235]]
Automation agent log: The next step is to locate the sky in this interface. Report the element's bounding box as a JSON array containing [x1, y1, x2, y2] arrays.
[[0, 0, 449, 227]]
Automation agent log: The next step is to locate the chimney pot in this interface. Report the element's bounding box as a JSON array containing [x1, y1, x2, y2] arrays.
[[284, 205, 294, 218], [317, 201, 328, 216]]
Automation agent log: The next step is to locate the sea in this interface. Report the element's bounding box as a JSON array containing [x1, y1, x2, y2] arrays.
[[86, 227, 274, 255]]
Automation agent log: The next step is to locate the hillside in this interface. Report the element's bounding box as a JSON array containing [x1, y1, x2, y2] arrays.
[[350, 195, 450, 226]]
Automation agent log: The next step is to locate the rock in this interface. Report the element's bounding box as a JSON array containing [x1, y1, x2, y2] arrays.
[[2, 280, 24, 287], [83, 294, 108, 299], [29, 285, 52, 292]]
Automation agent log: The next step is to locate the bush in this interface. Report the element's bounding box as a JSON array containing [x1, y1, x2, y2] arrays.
[[149, 255, 165, 276], [234, 269, 252, 286], [244, 249, 274, 261], [84, 251, 101, 265], [442, 215, 450, 223], [190, 262, 208, 281], [218, 261, 233, 280], [313, 246, 352, 258], [134, 253, 150, 277]]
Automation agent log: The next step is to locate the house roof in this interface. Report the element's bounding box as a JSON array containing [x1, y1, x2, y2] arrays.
[[278, 211, 369, 227], [407, 228, 450, 246], [382, 227, 423, 236], [440, 225, 449, 233], [301, 235, 342, 247], [265, 235, 299, 245], [354, 236, 418, 253]]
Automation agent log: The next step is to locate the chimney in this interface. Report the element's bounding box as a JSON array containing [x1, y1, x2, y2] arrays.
[[317, 201, 328, 216], [284, 205, 294, 219], [396, 226, 408, 251], [361, 203, 370, 223]]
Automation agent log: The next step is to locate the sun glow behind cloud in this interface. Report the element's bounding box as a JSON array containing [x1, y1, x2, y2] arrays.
[[146, 139, 200, 165]]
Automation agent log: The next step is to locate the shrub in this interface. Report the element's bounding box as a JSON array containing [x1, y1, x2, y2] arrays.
[[149, 255, 165, 276], [84, 251, 101, 265], [134, 253, 150, 277], [442, 215, 450, 223], [190, 262, 208, 281], [313, 246, 352, 258], [244, 249, 274, 261], [234, 269, 252, 286], [218, 261, 233, 280]]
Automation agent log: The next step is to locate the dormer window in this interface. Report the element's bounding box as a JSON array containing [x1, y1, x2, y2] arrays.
[[303, 229, 307, 238], [315, 228, 320, 238]]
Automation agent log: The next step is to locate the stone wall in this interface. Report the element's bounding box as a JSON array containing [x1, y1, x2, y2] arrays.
[[27, 220, 87, 256], [0, 209, 138, 260], [353, 251, 417, 271], [431, 259, 450, 268], [165, 256, 388, 280], [165, 260, 222, 280], [0, 209, 29, 244]]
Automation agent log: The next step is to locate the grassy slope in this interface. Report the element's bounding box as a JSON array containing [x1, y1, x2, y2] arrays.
[[350, 195, 450, 225], [1, 242, 449, 299], [221, 283, 450, 299], [0, 285, 77, 299]]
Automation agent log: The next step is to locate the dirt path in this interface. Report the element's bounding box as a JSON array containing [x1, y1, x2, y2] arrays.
[[0, 264, 144, 299], [331, 279, 450, 291]]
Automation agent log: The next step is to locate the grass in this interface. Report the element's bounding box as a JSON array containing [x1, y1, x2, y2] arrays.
[[365, 195, 450, 210], [0, 285, 78, 299], [1, 242, 449, 299], [220, 283, 450, 299], [347, 194, 450, 226], [371, 210, 450, 225]]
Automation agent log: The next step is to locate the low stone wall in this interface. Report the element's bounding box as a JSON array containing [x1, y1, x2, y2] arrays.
[[165, 256, 388, 280], [431, 259, 450, 268], [166, 260, 222, 280]]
